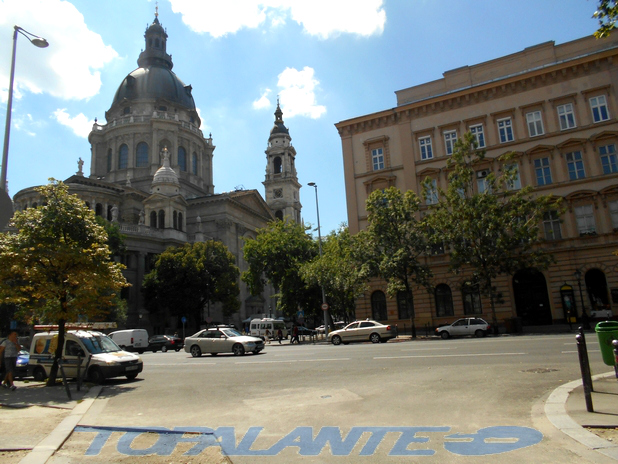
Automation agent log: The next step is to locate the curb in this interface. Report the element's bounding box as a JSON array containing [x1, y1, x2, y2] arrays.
[[18, 385, 103, 464], [545, 372, 618, 461]]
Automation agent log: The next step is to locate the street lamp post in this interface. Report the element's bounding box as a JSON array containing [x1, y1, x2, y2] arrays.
[[574, 269, 591, 330], [308, 182, 329, 337], [1, 26, 49, 192]]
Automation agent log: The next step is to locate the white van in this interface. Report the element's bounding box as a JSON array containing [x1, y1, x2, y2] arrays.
[[250, 318, 289, 340], [108, 329, 149, 353], [29, 330, 143, 384]]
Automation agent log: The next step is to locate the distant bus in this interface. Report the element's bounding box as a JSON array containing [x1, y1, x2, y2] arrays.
[[250, 319, 289, 340]]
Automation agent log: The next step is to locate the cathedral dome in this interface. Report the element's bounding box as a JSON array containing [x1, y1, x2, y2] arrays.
[[111, 14, 197, 112]]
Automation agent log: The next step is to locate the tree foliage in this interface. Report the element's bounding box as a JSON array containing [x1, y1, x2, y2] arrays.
[[594, 1, 618, 38], [300, 225, 366, 322], [356, 187, 433, 320], [242, 220, 321, 319], [0, 180, 128, 385], [423, 132, 563, 328], [142, 241, 240, 330]]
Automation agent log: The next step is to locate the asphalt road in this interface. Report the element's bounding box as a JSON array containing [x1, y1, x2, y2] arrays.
[[48, 334, 616, 463]]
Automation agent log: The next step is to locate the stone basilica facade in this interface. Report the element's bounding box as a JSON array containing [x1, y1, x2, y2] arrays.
[[12, 14, 302, 334]]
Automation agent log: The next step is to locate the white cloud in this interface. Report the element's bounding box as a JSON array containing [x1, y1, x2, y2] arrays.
[[52, 108, 92, 138], [0, 0, 118, 101], [252, 89, 272, 109], [169, 0, 385, 39], [277, 67, 325, 119]]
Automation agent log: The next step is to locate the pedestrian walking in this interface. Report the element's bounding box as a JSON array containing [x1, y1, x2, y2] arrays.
[[264, 329, 271, 344], [277, 328, 283, 344], [0, 331, 21, 391], [291, 325, 299, 344]]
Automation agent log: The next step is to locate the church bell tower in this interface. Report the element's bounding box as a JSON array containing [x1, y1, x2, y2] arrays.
[[263, 101, 301, 222]]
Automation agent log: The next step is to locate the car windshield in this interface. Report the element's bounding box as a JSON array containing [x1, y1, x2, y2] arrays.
[[221, 328, 242, 337], [81, 335, 121, 354]]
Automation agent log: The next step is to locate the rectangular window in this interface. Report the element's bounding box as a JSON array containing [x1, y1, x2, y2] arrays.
[[566, 151, 585, 180], [557, 103, 576, 130], [372, 148, 384, 171], [505, 163, 521, 190], [425, 178, 438, 205], [610, 200, 618, 229], [497, 118, 514, 143], [543, 210, 562, 240], [600, 144, 618, 174], [526, 111, 544, 137], [590, 95, 610, 123], [534, 157, 552, 186], [470, 124, 485, 148], [575, 204, 596, 235], [419, 136, 433, 160], [476, 170, 488, 194], [444, 130, 457, 156]]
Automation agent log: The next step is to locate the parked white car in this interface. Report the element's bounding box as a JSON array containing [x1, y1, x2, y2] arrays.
[[327, 320, 398, 345], [184, 328, 265, 357], [435, 318, 491, 339]]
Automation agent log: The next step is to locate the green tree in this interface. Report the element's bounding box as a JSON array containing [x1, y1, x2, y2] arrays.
[[300, 225, 367, 322], [142, 241, 240, 331], [594, 1, 618, 38], [423, 132, 563, 332], [0, 180, 128, 385], [242, 220, 321, 320], [357, 187, 433, 334]]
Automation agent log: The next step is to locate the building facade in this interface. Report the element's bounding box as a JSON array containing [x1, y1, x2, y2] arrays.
[[336, 33, 618, 330], [12, 13, 302, 334]]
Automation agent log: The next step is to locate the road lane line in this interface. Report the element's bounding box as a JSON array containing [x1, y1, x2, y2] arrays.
[[374, 352, 526, 360], [235, 358, 350, 364]]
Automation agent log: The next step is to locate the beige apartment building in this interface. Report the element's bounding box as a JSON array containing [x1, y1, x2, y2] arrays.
[[336, 33, 618, 331]]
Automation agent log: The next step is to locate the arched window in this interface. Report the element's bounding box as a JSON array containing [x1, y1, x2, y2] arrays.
[[136, 142, 149, 167], [158, 210, 165, 229], [95, 203, 103, 216], [192, 152, 198, 175], [107, 149, 112, 172], [150, 211, 157, 228], [462, 282, 482, 315], [178, 147, 187, 171], [396, 290, 413, 319], [275, 210, 283, 220], [178, 213, 183, 231], [155, 38, 160, 48], [274, 156, 282, 174], [371, 291, 388, 321], [173, 211, 178, 230], [118, 144, 128, 169], [435, 284, 454, 317], [107, 205, 113, 221]]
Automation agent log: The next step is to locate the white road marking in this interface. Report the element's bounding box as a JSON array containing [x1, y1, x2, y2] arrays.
[[374, 352, 526, 360], [235, 358, 350, 364]]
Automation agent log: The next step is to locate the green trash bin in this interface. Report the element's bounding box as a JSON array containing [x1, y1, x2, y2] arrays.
[[595, 321, 618, 366]]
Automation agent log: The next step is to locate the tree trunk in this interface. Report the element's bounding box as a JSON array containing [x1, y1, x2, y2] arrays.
[[47, 318, 66, 386]]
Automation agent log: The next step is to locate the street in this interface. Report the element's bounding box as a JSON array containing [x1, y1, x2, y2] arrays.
[[48, 334, 615, 463]]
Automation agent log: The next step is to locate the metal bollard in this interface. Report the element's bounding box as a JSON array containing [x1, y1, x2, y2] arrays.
[[576, 327, 594, 412], [613, 339, 618, 379]]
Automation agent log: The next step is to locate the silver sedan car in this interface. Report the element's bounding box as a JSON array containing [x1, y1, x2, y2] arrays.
[[184, 328, 264, 357], [327, 320, 398, 345]]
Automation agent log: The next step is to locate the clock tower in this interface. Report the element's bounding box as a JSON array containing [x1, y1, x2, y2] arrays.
[[263, 101, 301, 222]]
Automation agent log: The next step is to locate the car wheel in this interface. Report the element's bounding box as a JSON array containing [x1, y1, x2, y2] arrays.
[[253, 350, 261, 355], [152, 349, 158, 353], [33, 366, 47, 382], [370, 333, 381, 344], [126, 374, 138, 380], [440, 331, 450, 340], [161, 346, 168, 352], [190, 345, 202, 357], [175, 348, 181, 352], [331, 335, 342, 346], [475, 329, 486, 338], [137, 350, 144, 354], [88, 367, 104, 385], [232, 344, 245, 356]]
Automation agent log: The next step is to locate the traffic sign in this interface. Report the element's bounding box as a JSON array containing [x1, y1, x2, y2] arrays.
[[321, 303, 329, 311]]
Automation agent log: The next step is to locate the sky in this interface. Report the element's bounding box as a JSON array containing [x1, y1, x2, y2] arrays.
[[0, 0, 605, 235]]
